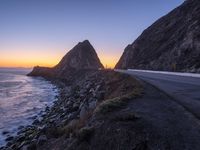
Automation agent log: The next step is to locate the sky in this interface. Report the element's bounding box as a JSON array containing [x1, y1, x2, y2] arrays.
[[0, 0, 184, 68]]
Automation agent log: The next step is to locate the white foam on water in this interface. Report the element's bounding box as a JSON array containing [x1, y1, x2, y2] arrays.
[[0, 68, 58, 147]]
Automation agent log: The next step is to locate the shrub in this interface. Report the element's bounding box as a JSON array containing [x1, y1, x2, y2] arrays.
[[76, 127, 94, 141], [94, 87, 143, 115], [94, 97, 126, 115]]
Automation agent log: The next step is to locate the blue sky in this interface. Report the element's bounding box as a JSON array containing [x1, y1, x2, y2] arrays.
[[0, 0, 184, 67]]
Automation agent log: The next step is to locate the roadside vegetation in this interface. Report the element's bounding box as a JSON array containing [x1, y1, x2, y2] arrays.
[[95, 71, 142, 115]]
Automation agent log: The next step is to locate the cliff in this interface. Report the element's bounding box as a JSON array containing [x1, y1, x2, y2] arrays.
[[115, 0, 200, 72], [28, 40, 104, 78]]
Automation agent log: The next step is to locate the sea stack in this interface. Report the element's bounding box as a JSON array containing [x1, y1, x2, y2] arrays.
[[115, 0, 200, 72], [55, 40, 104, 71], [28, 40, 104, 77]]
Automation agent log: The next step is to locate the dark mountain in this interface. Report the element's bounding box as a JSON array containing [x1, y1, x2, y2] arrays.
[[115, 0, 200, 72], [28, 40, 104, 78], [55, 40, 103, 71]]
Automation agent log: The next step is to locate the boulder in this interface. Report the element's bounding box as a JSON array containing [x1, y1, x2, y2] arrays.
[[89, 100, 97, 110], [36, 135, 47, 146], [80, 105, 88, 119]]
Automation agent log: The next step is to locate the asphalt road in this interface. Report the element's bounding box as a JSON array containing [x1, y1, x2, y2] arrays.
[[116, 69, 200, 120], [115, 69, 200, 149]]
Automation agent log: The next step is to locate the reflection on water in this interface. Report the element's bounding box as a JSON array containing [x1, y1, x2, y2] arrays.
[[0, 68, 58, 146]]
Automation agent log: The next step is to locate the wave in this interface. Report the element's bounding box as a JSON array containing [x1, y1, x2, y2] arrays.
[[0, 69, 58, 146]]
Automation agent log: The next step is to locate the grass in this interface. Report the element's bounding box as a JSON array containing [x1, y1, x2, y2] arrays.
[[94, 87, 143, 115], [76, 127, 94, 141], [46, 111, 94, 139]]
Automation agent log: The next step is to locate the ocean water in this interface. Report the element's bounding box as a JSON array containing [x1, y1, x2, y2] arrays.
[[0, 68, 58, 146]]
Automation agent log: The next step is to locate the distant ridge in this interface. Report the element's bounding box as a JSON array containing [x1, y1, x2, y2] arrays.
[[28, 40, 104, 77], [115, 0, 200, 73]]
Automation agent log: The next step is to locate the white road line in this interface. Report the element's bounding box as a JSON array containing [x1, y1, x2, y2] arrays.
[[127, 69, 200, 78]]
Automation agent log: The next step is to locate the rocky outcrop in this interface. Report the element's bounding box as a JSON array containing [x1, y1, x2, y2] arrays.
[[27, 66, 54, 77], [115, 0, 200, 72], [28, 40, 104, 77], [55, 40, 103, 71]]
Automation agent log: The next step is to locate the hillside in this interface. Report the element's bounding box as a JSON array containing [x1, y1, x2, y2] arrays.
[[115, 0, 200, 72], [28, 40, 104, 78]]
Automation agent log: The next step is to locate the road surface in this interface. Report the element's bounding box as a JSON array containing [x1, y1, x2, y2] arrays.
[[116, 69, 200, 120], [115, 69, 200, 149]]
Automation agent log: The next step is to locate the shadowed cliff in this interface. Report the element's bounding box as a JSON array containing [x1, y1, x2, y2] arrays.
[[115, 0, 200, 72]]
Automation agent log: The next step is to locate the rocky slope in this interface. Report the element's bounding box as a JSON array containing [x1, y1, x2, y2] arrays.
[[2, 70, 143, 150], [55, 40, 103, 71], [115, 0, 200, 72], [28, 40, 104, 78]]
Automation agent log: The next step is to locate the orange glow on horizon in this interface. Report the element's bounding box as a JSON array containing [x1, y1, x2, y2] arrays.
[[0, 50, 62, 68], [0, 60, 57, 68], [0, 55, 118, 69], [0, 48, 119, 69], [0, 57, 117, 69], [99, 55, 118, 69]]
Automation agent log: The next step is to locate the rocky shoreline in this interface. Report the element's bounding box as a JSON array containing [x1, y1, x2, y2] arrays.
[[1, 70, 143, 150]]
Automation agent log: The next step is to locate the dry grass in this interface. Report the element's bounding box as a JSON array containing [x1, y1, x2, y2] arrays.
[[50, 109, 95, 139], [76, 127, 94, 141], [94, 71, 143, 115], [94, 86, 142, 115]]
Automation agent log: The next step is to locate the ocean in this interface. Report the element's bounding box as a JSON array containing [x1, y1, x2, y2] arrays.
[[0, 68, 58, 146]]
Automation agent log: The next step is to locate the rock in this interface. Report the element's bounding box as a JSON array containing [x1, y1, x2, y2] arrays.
[[37, 125, 47, 132], [28, 40, 104, 77], [115, 0, 200, 73], [16, 135, 26, 143], [73, 102, 80, 109], [22, 142, 36, 150], [27, 66, 52, 77], [96, 91, 105, 100], [55, 40, 104, 71], [2, 131, 9, 135], [79, 105, 88, 119], [68, 119, 79, 127], [66, 101, 72, 106], [29, 115, 37, 120], [37, 135, 47, 146], [33, 119, 40, 125], [18, 141, 28, 149], [95, 85, 101, 92], [89, 100, 97, 110], [68, 111, 78, 120], [18, 125, 25, 130], [5, 136, 14, 142], [21, 145, 29, 150]]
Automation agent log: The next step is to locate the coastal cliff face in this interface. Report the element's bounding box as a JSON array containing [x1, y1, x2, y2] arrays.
[[28, 40, 104, 78], [115, 0, 200, 72]]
